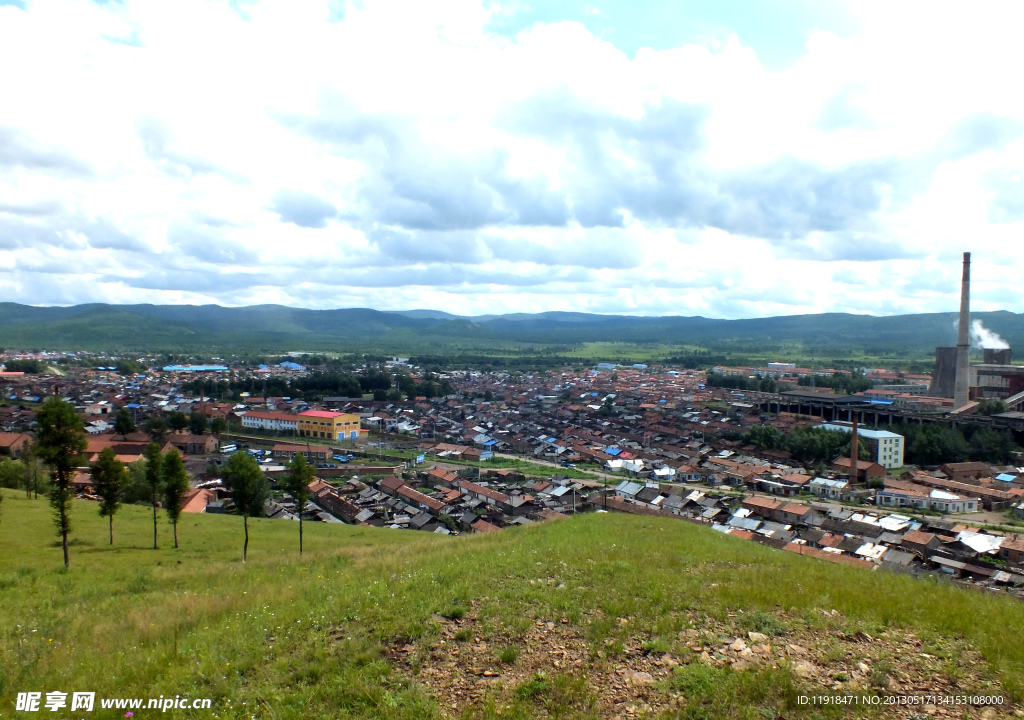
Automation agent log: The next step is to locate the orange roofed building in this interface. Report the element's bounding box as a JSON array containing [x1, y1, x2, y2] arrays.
[[297, 411, 361, 441]]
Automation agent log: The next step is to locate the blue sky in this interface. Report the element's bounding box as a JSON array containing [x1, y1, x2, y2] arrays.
[[488, 0, 858, 69], [0, 0, 1022, 318]]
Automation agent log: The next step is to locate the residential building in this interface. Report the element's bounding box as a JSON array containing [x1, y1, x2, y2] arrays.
[[809, 477, 848, 500], [297, 411, 361, 441], [832, 458, 886, 482], [938, 462, 991, 484], [876, 485, 979, 513], [999, 536, 1024, 566], [900, 529, 940, 557], [240, 411, 298, 434], [272, 443, 331, 460], [169, 434, 219, 455], [0, 432, 30, 458]]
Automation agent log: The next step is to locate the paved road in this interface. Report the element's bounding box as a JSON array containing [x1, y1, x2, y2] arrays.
[[945, 510, 1016, 526]]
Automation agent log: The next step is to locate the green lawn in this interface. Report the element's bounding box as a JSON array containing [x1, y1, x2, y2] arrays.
[[1, 489, 1022, 718]]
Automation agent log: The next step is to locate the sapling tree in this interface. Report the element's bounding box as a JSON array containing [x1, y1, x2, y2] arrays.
[[35, 396, 87, 568], [162, 449, 190, 549], [92, 447, 126, 545], [221, 452, 269, 562], [113, 408, 136, 439], [189, 412, 208, 435], [144, 442, 163, 549], [210, 417, 227, 437], [282, 453, 314, 554]]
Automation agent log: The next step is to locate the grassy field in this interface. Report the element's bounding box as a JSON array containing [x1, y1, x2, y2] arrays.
[[2, 489, 1023, 719]]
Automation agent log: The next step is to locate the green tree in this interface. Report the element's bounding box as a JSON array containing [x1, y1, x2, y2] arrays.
[[221, 452, 269, 562], [964, 425, 1015, 464], [113, 408, 136, 439], [162, 449, 190, 549], [188, 412, 208, 435], [908, 424, 970, 465], [785, 426, 853, 465], [144, 442, 163, 549], [977, 398, 1008, 417], [120, 459, 151, 505], [92, 447, 126, 545], [4, 358, 44, 373], [35, 396, 87, 568], [210, 417, 227, 437], [282, 453, 314, 555], [142, 416, 167, 442], [744, 425, 784, 451], [115, 358, 143, 375], [0, 456, 26, 490], [167, 411, 189, 433], [21, 440, 43, 499]]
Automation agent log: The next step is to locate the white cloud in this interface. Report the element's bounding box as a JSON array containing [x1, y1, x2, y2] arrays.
[[0, 0, 1023, 318]]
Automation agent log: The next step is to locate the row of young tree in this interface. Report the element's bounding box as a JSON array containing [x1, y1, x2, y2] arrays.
[[0, 397, 323, 567]]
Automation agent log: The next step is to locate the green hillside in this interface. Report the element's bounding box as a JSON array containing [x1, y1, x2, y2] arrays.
[[1, 489, 1022, 719], [2, 302, 1023, 358]]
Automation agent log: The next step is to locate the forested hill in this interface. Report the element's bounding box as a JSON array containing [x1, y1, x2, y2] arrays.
[[1, 302, 1023, 356]]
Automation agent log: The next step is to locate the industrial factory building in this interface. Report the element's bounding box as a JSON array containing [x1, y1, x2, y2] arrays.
[[932, 347, 1024, 403], [970, 349, 1024, 401], [927, 253, 1023, 410]]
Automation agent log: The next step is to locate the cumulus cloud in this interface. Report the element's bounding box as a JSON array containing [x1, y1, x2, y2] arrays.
[[0, 126, 92, 176], [0, 0, 1023, 318], [270, 189, 337, 228]]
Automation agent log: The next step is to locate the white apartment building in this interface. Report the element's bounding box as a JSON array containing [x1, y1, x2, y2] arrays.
[[817, 424, 905, 469], [240, 411, 298, 434]]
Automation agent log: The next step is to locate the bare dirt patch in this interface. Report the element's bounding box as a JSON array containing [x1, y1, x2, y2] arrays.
[[383, 601, 1022, 719]]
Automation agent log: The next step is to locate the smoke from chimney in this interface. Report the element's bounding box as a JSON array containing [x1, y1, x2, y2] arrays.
[[970, 320, 1009, 350]]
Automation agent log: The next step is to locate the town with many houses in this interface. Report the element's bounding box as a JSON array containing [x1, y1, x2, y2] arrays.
[[2, 353, 1024, 597]]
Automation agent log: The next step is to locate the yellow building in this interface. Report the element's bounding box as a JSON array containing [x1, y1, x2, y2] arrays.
[[297, 411, 361, 440]]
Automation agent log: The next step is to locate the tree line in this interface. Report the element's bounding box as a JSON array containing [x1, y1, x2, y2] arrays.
[[873, 421, 1017, 466], [744, 425, 866, 469], [104, 406, 227, 443], [744, 420, 1019, 469], [796, 373, 873, 395], [705, 372, 779, 393]]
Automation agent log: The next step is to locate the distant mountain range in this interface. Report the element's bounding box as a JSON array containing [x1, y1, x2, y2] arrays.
[[1, 302, 1022, 358]]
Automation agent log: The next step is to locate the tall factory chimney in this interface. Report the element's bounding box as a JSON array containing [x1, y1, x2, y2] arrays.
[[954, 252, 971, 409]]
